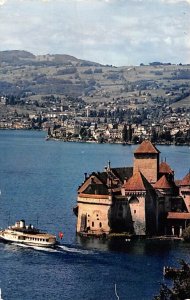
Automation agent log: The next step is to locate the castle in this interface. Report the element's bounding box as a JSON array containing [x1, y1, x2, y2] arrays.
[[74, 140, 190, 237]]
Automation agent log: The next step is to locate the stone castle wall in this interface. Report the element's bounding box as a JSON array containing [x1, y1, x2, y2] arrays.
[[128, 194, 146, 235], [77, 195, 112, 234]]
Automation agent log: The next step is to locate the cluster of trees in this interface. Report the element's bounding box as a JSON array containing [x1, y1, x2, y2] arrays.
[[182, 226, 190, 242], [155, 260, 190, 300], [79, 127, 92, 140], [122, 124, 190, 145], [122, 124, 133, 142], [151, 128, 190, 145], [172, 70, 190, 80], [56, 67, 77, 75]]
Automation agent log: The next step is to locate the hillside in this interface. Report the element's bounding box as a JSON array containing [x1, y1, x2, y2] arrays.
[[0, 50, 190, 108]]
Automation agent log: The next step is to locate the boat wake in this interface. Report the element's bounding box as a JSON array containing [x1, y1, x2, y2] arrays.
[[57, 245, 91, 255], [10, 242, 93, 255], [12, 243, 61, 253], [29, 245, 61, 253]]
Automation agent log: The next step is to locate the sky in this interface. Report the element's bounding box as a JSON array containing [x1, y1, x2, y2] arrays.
[[0, 0, 189, 66]]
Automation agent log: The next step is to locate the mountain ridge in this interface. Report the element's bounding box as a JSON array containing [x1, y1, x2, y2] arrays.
[[0, 50, 190, 109], [0, 50, 102, 66]]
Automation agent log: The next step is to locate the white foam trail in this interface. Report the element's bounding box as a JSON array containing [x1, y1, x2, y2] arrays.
[[58, 245, 91, 254], [12, 243, 29, 248], [11, 242, 92, 254], [12, 243, 61, 253], [31, 246, 61, 253]]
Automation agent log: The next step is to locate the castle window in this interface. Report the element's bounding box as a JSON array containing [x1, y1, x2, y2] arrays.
[[134, 210, 136, 214], [99, 222, 102, 228], [96, 214, 99, 217], [92, 222, 94, 227]]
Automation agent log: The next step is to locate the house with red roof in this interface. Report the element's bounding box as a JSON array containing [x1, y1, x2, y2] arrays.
[[75, 140, 190, 237]]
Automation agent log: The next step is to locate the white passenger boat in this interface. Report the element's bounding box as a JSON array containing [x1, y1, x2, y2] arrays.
[[0, 220, 57, 248]]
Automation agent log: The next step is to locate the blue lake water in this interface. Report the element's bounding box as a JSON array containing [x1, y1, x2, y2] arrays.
[[0, 130, 190, 300]]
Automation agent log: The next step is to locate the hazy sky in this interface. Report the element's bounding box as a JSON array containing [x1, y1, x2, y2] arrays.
[[0, 0, 189, 66]]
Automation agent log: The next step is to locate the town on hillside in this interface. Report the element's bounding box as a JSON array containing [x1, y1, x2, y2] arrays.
[[74, 140, 190, 238], [1, 94, 190, 145], [0, 51, 190, 145]]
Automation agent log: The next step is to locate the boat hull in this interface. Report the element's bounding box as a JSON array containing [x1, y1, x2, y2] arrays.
[[0, 230, 57, 248], [0, 236, 56, 248]]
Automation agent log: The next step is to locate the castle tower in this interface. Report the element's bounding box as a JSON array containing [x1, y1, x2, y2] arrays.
[[154, 175, 175, 213], [122, 171, 157, 235], [133, 140, 160, 183]]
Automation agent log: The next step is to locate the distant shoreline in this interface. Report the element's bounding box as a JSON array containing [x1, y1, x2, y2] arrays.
[[0, 128, 189, 146], [46, 136, 190, 146]]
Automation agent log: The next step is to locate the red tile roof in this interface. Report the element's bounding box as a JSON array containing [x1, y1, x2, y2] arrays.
[[167, 212, 190, 220], [123, 171, 151, 191], [134, 140, 160, 154], [154, 175, 173, 189], [159, 162, 173, 174], [180, 172, 190, 186], [175, 180, 181, 187]]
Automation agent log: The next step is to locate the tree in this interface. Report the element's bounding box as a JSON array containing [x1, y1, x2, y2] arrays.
[[182, 225, 190, 242], [132, 135, 139, 144], [122, 124, 132, 142], [47, 127, 51, 137], [128, 124, 133, 142], [165, 130, 172, 142], [79, 127, 88, 139], [155, 260, 190, 300], [151, 128, 158, 143], [122, 124, 128, 142]]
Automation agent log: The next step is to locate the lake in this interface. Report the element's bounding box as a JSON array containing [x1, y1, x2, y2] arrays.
[[0, 130, 190, 300]]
